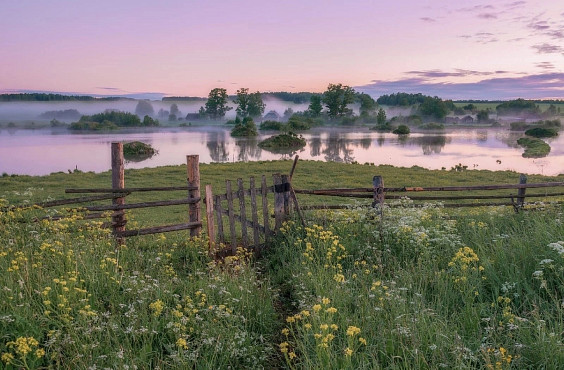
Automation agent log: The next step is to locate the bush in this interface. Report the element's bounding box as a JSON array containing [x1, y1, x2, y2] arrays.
[[392, 125, 410, 135], [231, 117, 258, 137], [517, 137, 551, 158], [259, 120, 284, 131], [525, 127, 558, 138], [69, 120, 119, 130], [258, 132, 306, 150], [419, 122, 444, 130]]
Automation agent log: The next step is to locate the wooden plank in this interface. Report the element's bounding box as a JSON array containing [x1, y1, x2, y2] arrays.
[[214, 195, 225, 244], [294, 181, 564, 194], [237, 178, 248, 247], [80, 197, 200, 212], [65, 186, 197, 193], [187, 155, 201, 237], [205, 184, 215, 252], [226, 180, 237, 253], [214, 186, 274, 201], [111, 142, 126, 246], [115, 222, 202, 237], [249, 177, 261, 247], [217, 208, 266, 234], [273, 174, 284, 230], [261, 175, 271, 243], [9, 193, 130, 210]]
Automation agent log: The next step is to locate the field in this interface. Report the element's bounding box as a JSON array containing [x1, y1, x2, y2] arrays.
[[1, 162, 564, 368]]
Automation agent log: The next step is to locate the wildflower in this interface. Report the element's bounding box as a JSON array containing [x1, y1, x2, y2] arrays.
[[149, 299, 165, 317], [279, 342, 289, 353], [322, 297, 331, 305], [320, 324, 329, 331], [1, 353, 14, 364], [176, 338, 188, 350], [313, 304, 322, 312], [344, 347, 353, 356], [346, 326, 361, 337], [282, 328, 290, 336], [289, 351, 297, 360], [330, 324, 338, 330], [359, 337, 367, 345], [326, 307, 337, 314]]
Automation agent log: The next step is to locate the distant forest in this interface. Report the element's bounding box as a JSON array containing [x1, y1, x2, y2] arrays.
[[0, 93, 126, 102], [1, 92, 563, 104]]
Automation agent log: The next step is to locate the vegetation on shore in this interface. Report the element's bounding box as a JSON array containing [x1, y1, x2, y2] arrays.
[[258, 132, 306, 151], [123, 141, 158, 162], [1, 162, 564, 368], [230, 117, 258, 137], [517, 137, 551, 158]]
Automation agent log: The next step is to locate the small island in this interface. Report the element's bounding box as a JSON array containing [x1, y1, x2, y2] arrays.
[[258, 132, 306, 152], [123, 141, 158, 162]]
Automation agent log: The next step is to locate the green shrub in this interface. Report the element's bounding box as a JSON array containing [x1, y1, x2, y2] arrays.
[[525, 127, 558, 138], [231, 117, 258, 137], [517, 137, 551, 157], [392, 124, 410, 135]]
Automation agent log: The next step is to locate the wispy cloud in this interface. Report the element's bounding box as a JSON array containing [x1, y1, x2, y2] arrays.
[[356, 73, 564, 100], [504, 1, 527, 9], [420, 17, 436, 23], [457, 32, 498, 44], [477, 13, 498, 19], [405, 69, 508, 79], [531, 43, 564, 54], [536, 62, 555, 70], [456, 5, 495, 13]]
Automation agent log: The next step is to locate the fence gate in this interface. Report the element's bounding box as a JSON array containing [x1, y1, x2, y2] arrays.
[[205, 174, 291, 255]]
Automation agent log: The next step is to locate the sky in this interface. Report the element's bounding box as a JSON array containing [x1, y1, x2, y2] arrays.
[[0, 0, 563, 100]]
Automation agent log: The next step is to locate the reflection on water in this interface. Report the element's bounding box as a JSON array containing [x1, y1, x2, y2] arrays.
[[1, 126, 564, 176]]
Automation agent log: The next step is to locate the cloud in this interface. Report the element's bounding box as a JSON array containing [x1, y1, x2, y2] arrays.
[[504, 1, 527, 8], [531, 43, 564, 54], [355, 73, 564, 100], [420, 17, 436, 23], [457, 32, 498, 44], [477, 13, 498, 19], [536, 62, 555, 70], [456, 5, 495, 12], [405, 69, 508, 79]]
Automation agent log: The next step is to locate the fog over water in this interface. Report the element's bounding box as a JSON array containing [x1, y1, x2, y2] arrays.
[[1, 126, 562, 176]]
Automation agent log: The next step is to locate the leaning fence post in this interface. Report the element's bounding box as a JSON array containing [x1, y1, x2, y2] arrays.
[[281, 174, 290, 217], [111, 142, 126, 246], [205, 184, 215, 254], [187, 155, 201, 237], [372, 175, 385, 216], [516, 174, 527, 211]]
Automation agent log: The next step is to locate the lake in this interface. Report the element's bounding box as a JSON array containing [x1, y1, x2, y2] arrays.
[[1, 126, 562, 176]]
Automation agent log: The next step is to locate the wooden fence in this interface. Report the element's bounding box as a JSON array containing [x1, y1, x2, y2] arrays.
[[294, 173, 564, 212], [203, 173, 293, 255]]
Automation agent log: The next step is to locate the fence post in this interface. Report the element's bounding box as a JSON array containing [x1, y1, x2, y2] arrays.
[[111, 142, 126, 246], [516, 174, 527, 210], [205, 184, 215, 254], [281, 174, 290, 217], [372, 175, 385, 216], [273, 174, 285, 230], [187, 155, 201, 237]]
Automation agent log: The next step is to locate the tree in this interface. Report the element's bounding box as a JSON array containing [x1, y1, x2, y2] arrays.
[[322, 83, 356, 118], [377, 108, 387, 125], [170, 103, 181, 117], [418, 96, 448, 120], [135, 100, 154, 116], [157, 108, 169, 119], [477, 109, 489, 122], [307, 95, 323, 117], [283, 108, 294, 119], [358, 93, 377, 116], [231, 116, 258, 137], [203, 88, 232, 119], [233, 88, 265, 118]]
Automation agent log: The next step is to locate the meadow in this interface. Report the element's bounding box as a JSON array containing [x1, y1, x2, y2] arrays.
[[1, 162, 563, 368]]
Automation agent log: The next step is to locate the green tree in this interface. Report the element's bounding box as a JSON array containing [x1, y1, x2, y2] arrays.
[[307, 95, 323, 117], [418, 96, 448, 120], [134, 100, 154, 116], [233, 88, 265, 118], [377, 108, 387, 125], [231, 116, 258, 137], [358, 93, 377, 116], [203, 88, 232, 119], [322, 83, 356, 118], [477, 109, 489, 122]]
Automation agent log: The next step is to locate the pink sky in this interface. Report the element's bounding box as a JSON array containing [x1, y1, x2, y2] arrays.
[[0, 0, 563, 99]]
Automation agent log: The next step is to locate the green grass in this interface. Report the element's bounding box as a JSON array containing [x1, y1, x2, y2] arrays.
[[2, 163, 564, 368]]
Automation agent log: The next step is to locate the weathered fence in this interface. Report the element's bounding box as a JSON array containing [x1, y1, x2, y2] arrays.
[[204, 173, 292, 255], [294, 173, 564, 212]]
